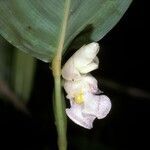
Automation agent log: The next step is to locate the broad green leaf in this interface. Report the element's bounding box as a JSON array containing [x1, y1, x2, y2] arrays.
[[0, 0, 132, 62]]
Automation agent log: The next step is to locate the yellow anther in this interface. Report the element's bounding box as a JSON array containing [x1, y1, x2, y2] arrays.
[[74, 91, 84, 104]]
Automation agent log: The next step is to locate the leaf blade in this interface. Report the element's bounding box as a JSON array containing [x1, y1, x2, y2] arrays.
[[0, 0, 132, 62], [12, 48, 36, 102]]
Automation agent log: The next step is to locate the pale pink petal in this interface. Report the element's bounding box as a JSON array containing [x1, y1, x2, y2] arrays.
[[63, 74, 100, 99], [83, 93, 111, 119], [83, 92, 99, 116], [96, 95, 111, 119], [83, 74, 101, 94], [66, 102, 96, 129]]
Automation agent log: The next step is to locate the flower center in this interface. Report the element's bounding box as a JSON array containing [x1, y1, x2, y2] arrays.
[[74, 91, 84, 104]]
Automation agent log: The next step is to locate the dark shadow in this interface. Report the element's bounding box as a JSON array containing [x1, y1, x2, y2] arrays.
[[62, 24, 94, 65], [69, 24, 94, 49]]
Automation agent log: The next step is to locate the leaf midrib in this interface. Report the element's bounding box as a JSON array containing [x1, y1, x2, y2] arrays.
[[55, 0, 71, 58]]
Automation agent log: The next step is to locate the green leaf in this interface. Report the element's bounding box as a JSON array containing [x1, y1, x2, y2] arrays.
[[0, 36, 36, 103], [0, 36, 33, 112], [12, 48, 36, 102], [0, 36, 13, 81], [0, 0, 132, 62]]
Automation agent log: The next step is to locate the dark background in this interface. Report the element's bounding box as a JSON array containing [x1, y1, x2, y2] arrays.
[[0, 0, 149, 150]]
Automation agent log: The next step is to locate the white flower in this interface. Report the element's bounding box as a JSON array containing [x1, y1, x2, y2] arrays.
[[64, 74, 101, 99], [62, 42, 111, 129], [66, 100, 96, 129], [62, 42, 99, 81], [66, 92, 111, 129]]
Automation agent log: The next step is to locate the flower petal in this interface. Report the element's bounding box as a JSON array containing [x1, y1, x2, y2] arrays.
[[96, 95, 111, 119], [83, 93, 111, 119], [74, 42, 99, 70], [61, 58, 81, 81], [66, 102, 96, 129], [78, 63, 98, 74], [83, 92, 100, 116], [61, 42, 99, 81], [78, 56, 99, 74], [63, 74, 100, 99]]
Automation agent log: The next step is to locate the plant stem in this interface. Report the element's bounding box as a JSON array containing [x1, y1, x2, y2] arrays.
[[53, 75, 67, 150], [52, 55, 67, 150], [51, 1, 70, 150]]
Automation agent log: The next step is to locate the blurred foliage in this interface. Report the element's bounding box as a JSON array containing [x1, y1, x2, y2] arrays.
[[12, 48, 36, 102], [0, 35, 13, 82], [0, 36, 36, 107]]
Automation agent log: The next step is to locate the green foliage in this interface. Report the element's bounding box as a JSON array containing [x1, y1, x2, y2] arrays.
[[0, 36, 36, 104], [12, 48, 36, 103], [0, 36, 13, 81], [0, 0, 132, 62]]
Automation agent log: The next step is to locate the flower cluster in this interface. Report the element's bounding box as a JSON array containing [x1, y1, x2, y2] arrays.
[[62, 42, 111, 129]]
